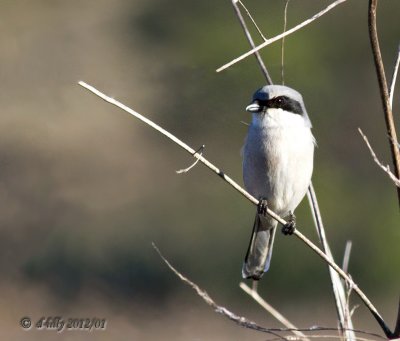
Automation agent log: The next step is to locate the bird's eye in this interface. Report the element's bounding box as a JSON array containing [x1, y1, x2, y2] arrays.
[[276, 97, 283, 104]]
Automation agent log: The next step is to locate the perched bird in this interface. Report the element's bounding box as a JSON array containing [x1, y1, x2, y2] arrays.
[[242, 85, 315, 280]]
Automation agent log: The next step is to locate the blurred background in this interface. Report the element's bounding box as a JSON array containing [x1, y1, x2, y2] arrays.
[[0, 0, 399, 340]]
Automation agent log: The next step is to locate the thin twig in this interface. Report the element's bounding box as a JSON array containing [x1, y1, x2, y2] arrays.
[[238, 0, 267, 41], [78, 81, 393, 338], [281, 0, 290, 85], [152, 243, 283, 338], [368, 0, 400, 206], [217, 0, 348, 73], [342, 241, 352, 275], [176, 145, 205, 174], [153, 243, 386, 341], [266, 336, 381, 341], [231, 0, 272, 84], [345, 287, 358, 335], [358, 128, 400, 187], [152, 243, 383, 340], [307, 184, 356, 341], [394, 297, 400, 338], [296, 217, 391, 338], [342, 242, 354, 337], [389, 45, 400, 109], [349, 305, 360, 321], [240, 282, 310, 341], [281, 329, 384, 340], [78, 81, 281, 222]]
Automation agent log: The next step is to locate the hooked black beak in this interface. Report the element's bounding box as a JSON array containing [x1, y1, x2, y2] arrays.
[[246, 101, 262, 113]]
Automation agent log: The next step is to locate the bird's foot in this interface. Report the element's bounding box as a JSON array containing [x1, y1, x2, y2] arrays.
[[257, 198, 268, 216], [282, 211, 296, 235]]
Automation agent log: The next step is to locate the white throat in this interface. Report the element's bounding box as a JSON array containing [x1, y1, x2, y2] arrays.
[[252, 108, 307, 129]]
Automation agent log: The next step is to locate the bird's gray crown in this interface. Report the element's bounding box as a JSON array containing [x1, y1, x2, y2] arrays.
[[247, 85, 312, 127]]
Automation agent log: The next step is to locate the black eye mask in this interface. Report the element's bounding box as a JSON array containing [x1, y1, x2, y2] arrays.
[[257, 96, 304, 115]]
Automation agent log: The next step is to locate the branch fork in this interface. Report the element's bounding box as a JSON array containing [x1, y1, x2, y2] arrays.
[[78, 80, 393, 338]]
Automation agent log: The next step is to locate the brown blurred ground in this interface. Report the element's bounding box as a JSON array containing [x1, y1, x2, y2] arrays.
[[0, 0, 399, 340]]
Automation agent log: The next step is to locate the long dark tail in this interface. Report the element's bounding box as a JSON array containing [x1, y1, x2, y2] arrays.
[[242, 213, 277, 280]]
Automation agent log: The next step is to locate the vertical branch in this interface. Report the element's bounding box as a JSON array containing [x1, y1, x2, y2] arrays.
[[389, 45, 400, 109], [231, 0, 273, 85], [307, 183, 356, 341], [281, 0, 290, 85], [342, 241, 352, 274], [368, 0, 400, 206], [394, 298, 400, 338]]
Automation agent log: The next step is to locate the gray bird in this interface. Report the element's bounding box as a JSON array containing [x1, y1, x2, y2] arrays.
[[242, 85, 315, 280]]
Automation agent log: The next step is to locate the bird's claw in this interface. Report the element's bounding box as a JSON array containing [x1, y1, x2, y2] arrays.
[[282, 212, 296, 235], [257, 199, 268, 216]]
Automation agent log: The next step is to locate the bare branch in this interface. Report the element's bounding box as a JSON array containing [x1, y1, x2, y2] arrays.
[[368, 0, 400, 205], [394, 298, 400, 338], [217, 0, 348, 73], [152, 242, 283, 338], [176, 145, 205, 174], [281, 0, 290, 85], [342, 241, 353, 275], [237, 0, 267, 41], [266, 335, 382, 341], [389, 45, 400, 109], [154, 243, 386, 341], [358, 128, 400, 187], [307, 184, 356, 341], [239, 282, 310, 341], [231, 0, 272, 84], [78, 81, 282, 223], [153, 243, 385, 341], [78, 81, 393, 338]]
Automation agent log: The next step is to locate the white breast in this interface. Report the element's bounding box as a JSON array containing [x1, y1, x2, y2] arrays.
[[242, 108, 315, 216]]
